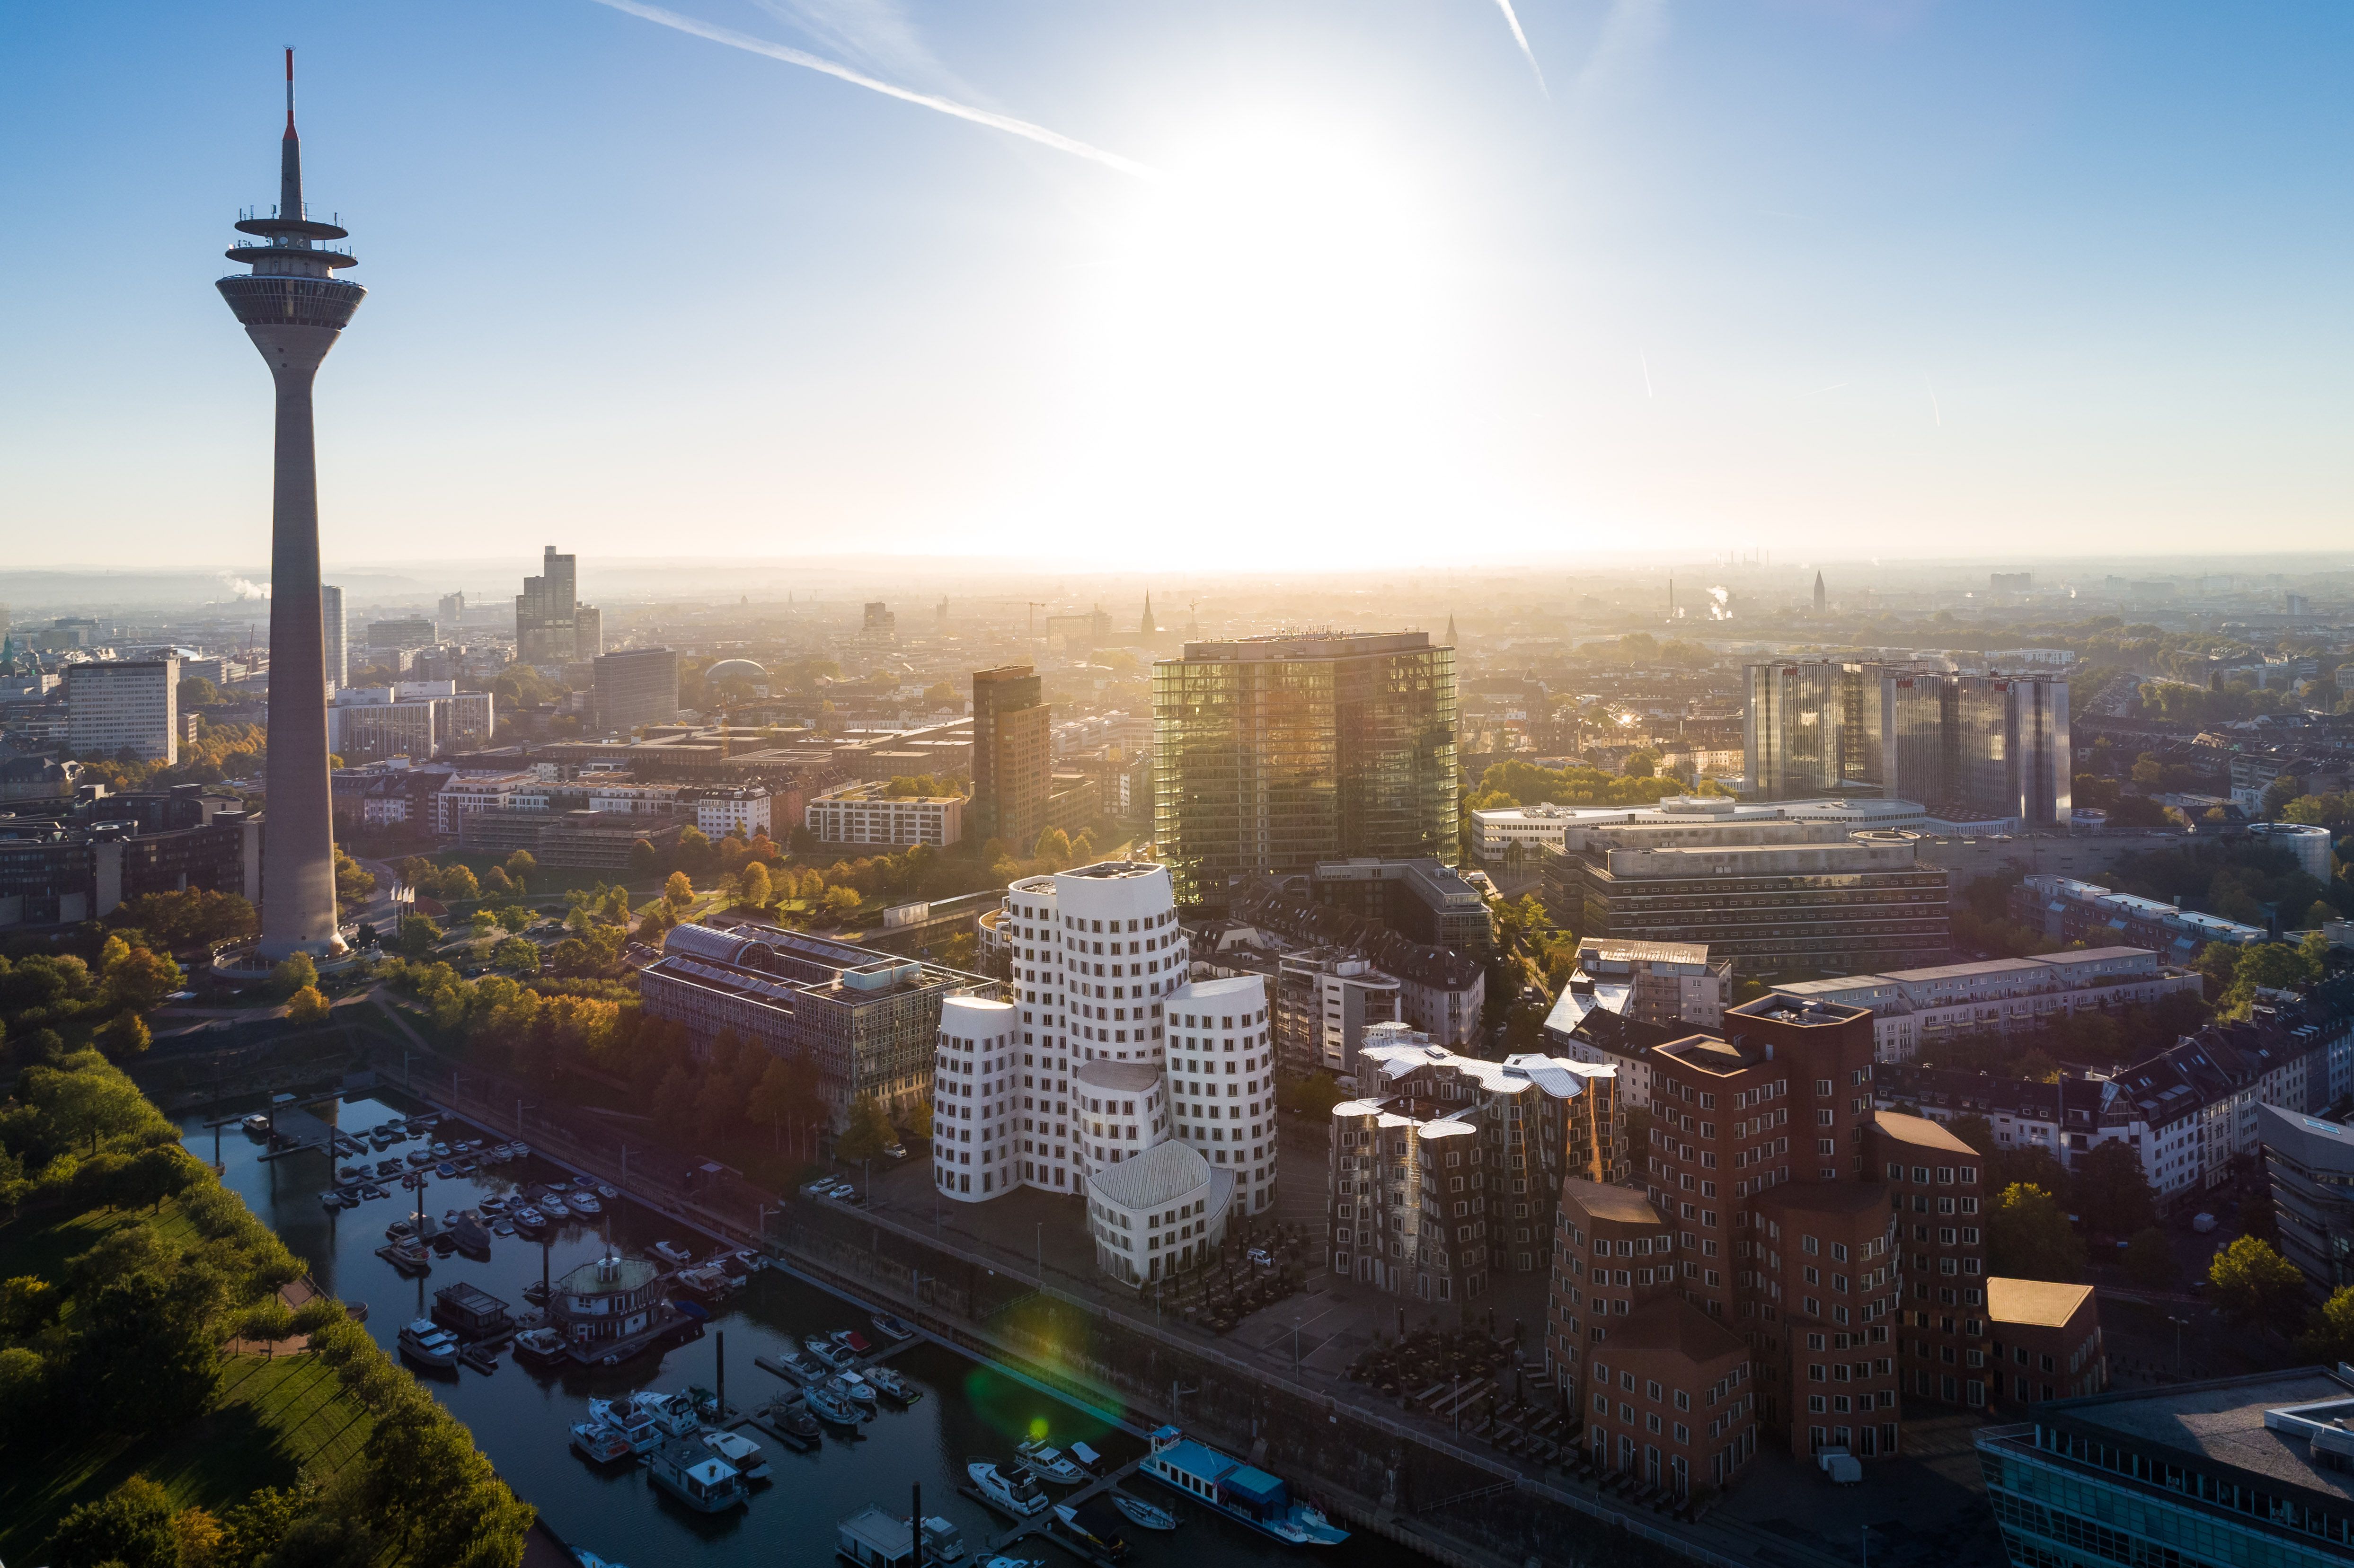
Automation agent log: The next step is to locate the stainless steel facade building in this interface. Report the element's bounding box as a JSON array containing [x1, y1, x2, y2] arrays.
[[1152, 631, 1458, 906]]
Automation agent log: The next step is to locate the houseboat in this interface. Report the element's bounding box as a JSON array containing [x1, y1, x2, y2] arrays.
[[649, 1440, 746, 1514], [1139, 1427, 1347, 1546]]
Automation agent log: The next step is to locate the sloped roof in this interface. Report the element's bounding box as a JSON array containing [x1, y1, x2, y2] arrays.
[[1988, 1277, 2095, 1329], [1608, 1293, 1747, 1364], [1560, 1178, 1662, 1226]]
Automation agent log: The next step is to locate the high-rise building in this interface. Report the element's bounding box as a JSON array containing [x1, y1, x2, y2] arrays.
[[862, 602, 895, 638], [366, 617, 436, 651], [216, 51, 359, 958], [517, 545, 584, 664], [1153, 631, 1458, 905], [574, 603, 602, 660], [1813, 573, 1826, 614], [592, 647, 679, 735], [319, 584, 346, 693], [437, 590, 465, 627], [67, 659, 179, 764], [1745, 660, 2071, 829], [971, 665, 1051, 851]]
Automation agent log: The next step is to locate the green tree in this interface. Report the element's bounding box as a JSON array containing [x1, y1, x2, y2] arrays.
[[628, 837, 660, 878], [820, 885, 862, 919], [96, 1009, 153, 1058], [504, 849, 537, 884], [490, 937, 540, 975], [2208, 1234, 2307, 1332], [1988, 1183, 2086, 1281], [45, 1473, 182, 1568], [1034, 827, 1073, 865], [2122, 1227, 2175, 1290], [270, 951, 319, 999], [103, 937, 185, 1012], [2300, 1284, 2354, 1365], [837, 1093, 894, 1161], [396, 915, 443, 957], [2070, 1141, 2157, 1237]]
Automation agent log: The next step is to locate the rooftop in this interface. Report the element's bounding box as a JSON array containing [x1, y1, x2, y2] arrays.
[[1560, 1178, 1664, 1226], [1873, 1109, 1978, 1156], [1087, 1139, 1220, 1211], [1987, 1277, 2096, 1329], [1075, 1059, 1160, 1092], [2053, 1369, 2354, 1506], [1609, 1293, 1749, 1363]]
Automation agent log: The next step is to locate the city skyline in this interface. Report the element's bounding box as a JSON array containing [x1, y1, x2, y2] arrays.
[[6, 5, 2351, 567]]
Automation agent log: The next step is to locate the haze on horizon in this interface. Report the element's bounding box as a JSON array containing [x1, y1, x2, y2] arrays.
[[2, 1, 2347, 570]]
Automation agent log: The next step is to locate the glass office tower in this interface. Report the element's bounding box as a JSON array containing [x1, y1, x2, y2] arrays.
[[1153, 632, 1457, 905]]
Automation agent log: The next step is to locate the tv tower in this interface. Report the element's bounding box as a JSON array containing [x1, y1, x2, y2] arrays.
[[218, 51, 364, 958]]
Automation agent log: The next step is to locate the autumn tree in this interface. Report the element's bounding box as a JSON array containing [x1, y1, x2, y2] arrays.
[[2207, 1235, 2306, 1333], [1989, 1183, 2085, 1281]]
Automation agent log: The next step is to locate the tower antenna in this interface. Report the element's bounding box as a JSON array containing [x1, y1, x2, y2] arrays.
[[285, 47, 295, 132]]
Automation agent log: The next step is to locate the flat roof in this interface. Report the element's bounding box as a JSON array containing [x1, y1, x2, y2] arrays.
[[1075, 1059, 1160, 1092], [2059, 1369, 2354, 1505], [1873, 1109, 1978, 1156], [1988, 1277, 2095, 1329]]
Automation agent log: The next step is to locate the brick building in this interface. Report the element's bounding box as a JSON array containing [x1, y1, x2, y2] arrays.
[[1871, 1111, 1992, 1407], [1986, 1277, 2106, 1411]]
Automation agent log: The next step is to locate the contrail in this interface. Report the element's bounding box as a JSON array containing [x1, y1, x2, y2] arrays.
[[587, 0, 1153, 178], [1489, 0, 1548, 92], [1925, 375, 1943, 427]]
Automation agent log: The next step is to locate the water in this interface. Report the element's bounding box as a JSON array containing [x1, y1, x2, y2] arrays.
[[186, 1090, 1419, 1567]]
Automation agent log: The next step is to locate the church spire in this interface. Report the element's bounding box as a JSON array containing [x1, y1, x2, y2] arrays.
[[1141, 592, 1157, 636], [1443, 613, 1458, 646]]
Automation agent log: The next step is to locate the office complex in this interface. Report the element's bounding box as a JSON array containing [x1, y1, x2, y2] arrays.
[[638, 923, 995, 1130], [365, 616, 436, 651], [1472, 794, 1932, 861], [1328, 1025, 1618, 1300], [326, 681, 494, 763], [1309, 857, 1496, 958], [1977, 1369, 2354, 1568], [1744, 661, 2070, 829], [1275, 949, 1400, 1075], [805, 782, 965, 848], [320, 584, 346, 692], [958, 862, 1280, 1284], [591, 647, 679, 735], [1570, 939, 1734, 1031], [1775, 947, 2203, 1062], [66, 659, 179, 764], [517, 545, 602, 664], [0, 784, 259, 930], [2010, 874, 2268, 962], [971, 665, 1051, 851], [1542, 818, 1949, 976], [215, 53, 356, 957], [2260, 1104, 2354, 1294], [1543, 995, 1991, 1495], [1153, 631, 1458, 905]]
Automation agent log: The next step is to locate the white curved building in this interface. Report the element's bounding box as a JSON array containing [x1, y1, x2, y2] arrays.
[[932, 995, 1020, 1201], [1074, 1059, 1167, 1174], [1086, 1139, 1233, 1287], [1163, 974, 1279, 1215], [2250, 821, 2335, 885]]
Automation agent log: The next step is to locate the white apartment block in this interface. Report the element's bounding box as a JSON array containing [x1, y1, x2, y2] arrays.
[[433, 772, 537, 837], [695, 786, 772, 838], [808, 782, 965, 848], [66, 658, 178, 764], [1775, 947, 2203, 1063], [1470, 793, 1933, 859]]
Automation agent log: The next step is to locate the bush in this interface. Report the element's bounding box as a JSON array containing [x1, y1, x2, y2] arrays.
[[45, 1473, 180, 1568]]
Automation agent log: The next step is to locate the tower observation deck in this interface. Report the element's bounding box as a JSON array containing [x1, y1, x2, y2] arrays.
[[218, 50, 363, 959]]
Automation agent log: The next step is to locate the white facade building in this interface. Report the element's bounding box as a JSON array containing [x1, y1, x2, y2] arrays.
[[1775, 947, 2204, 1062], [695, 786, 772, 838], [1086, 1140, 1231, 1287], [930, 995, 1021, 1199], [1470, 794, 1933, 859], [807, 782, 965, 848], [320, 584, 346, 693], [66, 658, 178, 764], [434, 771, 536, 837], [2248, 822, 2335, 885]]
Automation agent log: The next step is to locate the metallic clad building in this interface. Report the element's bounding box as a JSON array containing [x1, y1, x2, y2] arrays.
[[217, 53, 362, 958], [1153, 631, 1457, 905]]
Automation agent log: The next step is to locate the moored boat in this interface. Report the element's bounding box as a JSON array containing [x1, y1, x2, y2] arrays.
[[571, 1420, 635, 1465], [863, 1365, 919, 1404], [397, 1319, 459, 1369], [648, 1439, 746, 1514], [802, 1382, 861, 1426], [699, 1427, 769, 1480], [651, 1239, 694, 1267], [1017, 1438, 1087, 1484], [966, 1460, 1051, 1519], [830, 1372, 878, 1409], [587, 1395, 663, 1454], [870, 1311, 917, 1343], [805, 1334, 854, 1370], [1108, 1492, 1178, 1532], [1139, 1427, 1347, 1546], [1053, 1499, 1132, 1561], [513, 1326, 569, 1367]]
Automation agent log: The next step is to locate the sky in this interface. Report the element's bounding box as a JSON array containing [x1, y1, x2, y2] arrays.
[[1, 2, 2348, 573]]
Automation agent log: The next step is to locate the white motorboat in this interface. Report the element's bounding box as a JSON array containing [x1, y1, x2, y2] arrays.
[[571, 1421, 635, 1465], [587, 1395, 662, 1454], [804, 1335, 854, 1371], [967, 1460, 1051, 1519], [698, 1427, 770, 1480], [595, 1182, 619, 1200], [569, 1192, 602, 1216], [511, 1142, 531, 1158], [831, 1372, 878, 1409], [644, 1391, 701, 1438], [1016, 1439, 1088, 1485], [652, 1240, 694, 1268], [1109, 1492, 1179, 1531], [397, 1319, 459, 1369], [540, 1197, 570, 1220]]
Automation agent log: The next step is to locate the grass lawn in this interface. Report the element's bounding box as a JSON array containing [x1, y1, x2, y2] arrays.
[[0, 1202, 378, 1560]]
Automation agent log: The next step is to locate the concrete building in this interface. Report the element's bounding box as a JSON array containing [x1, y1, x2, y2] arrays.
[[216, 54, 357, 959], [639, 923, 995, 1132], [366, 617, 436, 651], [575, 604, 602, 660], [1153, 631, 1458, 905], [1471, 795, 1936, 861], [971, 665, 1051, 852], [2251, 821, 2337, 885], [806, 782, 965, 848], [1985, 1278, 2105, 1411], [2259, 1104, 2354, 1295], [692, 786, 771, 839], [1976, 1369, 2354, 1568], [1542, 817, 1950, 976], [932, 995, 1022, 1199], [1309, 856, 1496, 957], [592, 647, 680, 736], [1085, 1139, 1230, 1288], [66, 659, 178, 764], [320, 584, 346, 692], [1571, 939, 1733, 1031], [517, 545, 593, 665], [1775, 947, 2204, 1063], [0, 784, 257, 928], [1331, 1026, 1618, 1295], [2011, 875, 2268, 964], [1275, 949, 1400, 1076], [327, 681, 494, 763]]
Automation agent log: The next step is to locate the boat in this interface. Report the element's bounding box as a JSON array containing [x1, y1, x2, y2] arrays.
[[967, 1460, 1051, 1519], [831, 1372, 878, 1409], [360, 1184, 389, 1201], [595, 1182, 619, 1200], [336, 1164, 363, 1181], [397, 1319, 459, 1369], [1053, 1500, 1132, 1561], [675, 1265, 734, 1300], [870, 1312, 917, 1343], [451, 1214, 493, 1259], [374, 1158, 403, 1177], [493, 1220, 516, 1237], [406, 1150, 434, 1166], [512, 1142, 531, 1158], [774, 1349, 826, 1383], [478, 1194, 509, 1214], [571, 1421, 635, 1465], [241, 1113, 271, 1134], [375, 1242, 432, 1276], [763, 1399, 822, 1445], [1139, 1427, 1348, 1546], [512, 1206, 549, 1233], [832, 1328, 874, 1357], [1070, 1441, 1105, 1474], [319, 1191, 346, 1212], [513, 1327, 570, 1367], [1017, 1440, 1088, 1484], [540, 1197, 570, 1220], [802, 1383, 862, 1426], [546, 1178, 572, 1192], [699, 1428, 770, 1480], [805, 1335, 854, 1371], [435, 1162, 458, 1179], [587, 1395, 663, 1454], [522, 1279, 551, 1305], [649, 1439, 747, 1513], [976, 1559, 1046, 1568], [1108, 1493, 1178, 1532], [569, 1192, 602, 1216], [572, 1552, 630, 1568], [863, 1365, 919, 1404], [651, 1240, 694, 1267], [643, 1391, 702, 1437], [431, 1143, 451, 1158]]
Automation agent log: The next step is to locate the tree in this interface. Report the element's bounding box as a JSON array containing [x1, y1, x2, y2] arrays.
[[271, 951, 319, 999], [96, 1010, 152, 1057], [45, 1473, 181, 1568], [2122, 1227, 2175, 1290], [2070, 1141, 2157, 1237], [2300, 1284, 2354, 1365], [334, 848, 378, 907], [838, 1093, 894, 1161], [396, 915, 443, 957], [2208, 1234, 2307, 1332], [1034, 827, 1073, 866], [490, 937, 540, 975], [629, 837, 660, 878], [287, 985, 332, 1025], [821, 886, 862, 919], [678, 825, 713, 871], [736, 861, 772, 909], [481, 864, 515, 895], [664, 871, 694, 909], [504, 849, 537, 884], [1989, 1183, 2085, 1281]]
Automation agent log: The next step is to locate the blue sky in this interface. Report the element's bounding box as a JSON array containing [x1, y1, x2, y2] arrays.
[[2, 2, 2346, 570]]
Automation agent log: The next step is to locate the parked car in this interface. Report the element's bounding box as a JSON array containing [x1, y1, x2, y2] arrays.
[[880, 1142, 909, 1162]]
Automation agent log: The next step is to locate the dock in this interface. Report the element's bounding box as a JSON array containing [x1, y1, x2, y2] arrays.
[[964, 1454, 1156, 1567]]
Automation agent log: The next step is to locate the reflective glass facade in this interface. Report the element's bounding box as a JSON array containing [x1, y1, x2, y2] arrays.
[[1154, 633, 1457, 905]]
